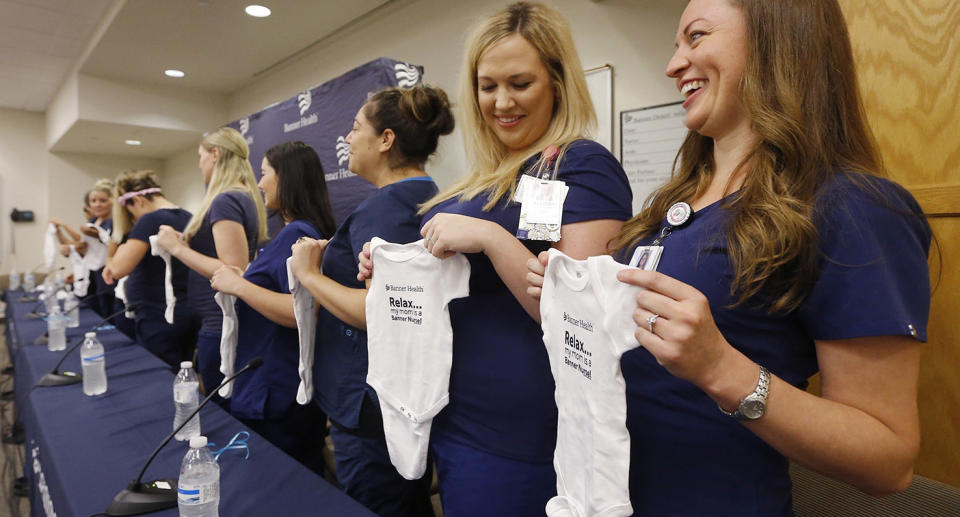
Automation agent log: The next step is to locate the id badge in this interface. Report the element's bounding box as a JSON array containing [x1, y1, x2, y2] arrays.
[[517, 179, 567, 242], [628, 245, 663, 270]]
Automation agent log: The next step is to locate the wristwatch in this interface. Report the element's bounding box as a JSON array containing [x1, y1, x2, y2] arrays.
[[719, 365, 770, 421]]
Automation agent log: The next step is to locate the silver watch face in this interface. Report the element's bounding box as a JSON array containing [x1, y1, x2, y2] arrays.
[[740, 398, 766, 420]]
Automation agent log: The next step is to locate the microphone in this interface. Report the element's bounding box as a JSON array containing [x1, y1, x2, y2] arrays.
[[105, 357, 264, 516], [34, 305, 139, 388]]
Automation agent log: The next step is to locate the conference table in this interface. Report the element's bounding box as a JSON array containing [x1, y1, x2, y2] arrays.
[[3, 288, 375, 517]]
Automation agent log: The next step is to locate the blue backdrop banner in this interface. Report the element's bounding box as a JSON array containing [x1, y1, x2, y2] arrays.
[[227, 58, 424, 227]]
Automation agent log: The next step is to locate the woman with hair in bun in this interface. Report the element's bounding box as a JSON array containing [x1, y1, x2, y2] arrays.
[[155, 127, 268, 398], [289, 83, 454, 516], [101, 170, 193, 368], [355, 3, 631, 514], [209, 141, 335, 475]]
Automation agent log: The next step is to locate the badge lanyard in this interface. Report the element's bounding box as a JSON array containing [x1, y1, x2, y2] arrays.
[[628, 201, 693, 269], [516, 145, 567, 242]]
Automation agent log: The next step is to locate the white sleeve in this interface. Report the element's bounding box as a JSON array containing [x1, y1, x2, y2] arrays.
[[598, 259, 642, 357], [441, 253, 471, 303]]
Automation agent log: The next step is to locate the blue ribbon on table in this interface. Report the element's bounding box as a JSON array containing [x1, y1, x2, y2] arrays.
[[208, 431, 251, 461]]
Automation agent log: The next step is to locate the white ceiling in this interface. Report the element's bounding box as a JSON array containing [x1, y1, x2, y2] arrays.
[[0, 0, 114, 111], [1, 0, 390, 156]]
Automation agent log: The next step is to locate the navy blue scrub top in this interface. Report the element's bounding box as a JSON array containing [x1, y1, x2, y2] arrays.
[[125, 208, 192, 314], [617, 172, 932, 516], [421, 140, 632, 462], [313, 177, 439, 430], [186, 190, 259, 333], [230, 219, 322, 420]]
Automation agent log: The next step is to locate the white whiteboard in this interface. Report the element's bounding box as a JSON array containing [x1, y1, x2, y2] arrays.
[[620, 102, 687, 213], [585, 65, 613, 151]]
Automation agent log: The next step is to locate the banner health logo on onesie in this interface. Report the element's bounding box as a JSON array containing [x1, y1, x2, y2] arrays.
[[394, 63, 420, 88], [238, 117, 253, 145], [284, 90, 319, 133]]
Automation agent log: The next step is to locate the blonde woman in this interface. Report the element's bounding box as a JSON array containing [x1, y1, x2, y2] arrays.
[[358, 3, 631, 514], [155, 127, 267, 396], [101, 170, 193, 368]]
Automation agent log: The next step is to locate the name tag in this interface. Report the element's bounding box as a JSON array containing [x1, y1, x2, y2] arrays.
[[628, 245, 663, 270], [517, 178, 567, 242]]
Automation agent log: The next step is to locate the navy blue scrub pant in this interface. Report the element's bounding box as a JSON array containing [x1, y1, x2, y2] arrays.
[[134, 308, 196, 370]]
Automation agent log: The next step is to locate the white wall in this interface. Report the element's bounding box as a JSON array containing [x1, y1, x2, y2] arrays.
[[161, 145, 204, 213], [164, 0, 685, 193], [0, 106, 165, 275]]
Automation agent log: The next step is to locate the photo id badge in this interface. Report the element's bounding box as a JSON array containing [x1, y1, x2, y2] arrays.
[[628, 245, 663, 270], [517, 179, 567, 242]]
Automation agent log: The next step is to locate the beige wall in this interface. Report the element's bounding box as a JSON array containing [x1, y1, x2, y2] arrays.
[[164, 0, 684, 192], [0, 106, 164, 275]]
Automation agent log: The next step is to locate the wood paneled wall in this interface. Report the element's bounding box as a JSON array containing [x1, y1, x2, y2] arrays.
[[840, 0, 960, 486]]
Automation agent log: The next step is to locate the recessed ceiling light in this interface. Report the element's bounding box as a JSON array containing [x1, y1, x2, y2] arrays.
[[125, 140, 142, 146], [245, 5, 271, 17], [164, 69, 185, 78]]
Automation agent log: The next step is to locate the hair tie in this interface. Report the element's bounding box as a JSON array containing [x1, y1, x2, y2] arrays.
[[118, 187, 162, 206]]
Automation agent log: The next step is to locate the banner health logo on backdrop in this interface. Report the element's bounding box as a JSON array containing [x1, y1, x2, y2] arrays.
[[284, 90, 319, 133], [394, 63, 420, 88], [238, 117, 253, 145], [327, 135, 356, 182]]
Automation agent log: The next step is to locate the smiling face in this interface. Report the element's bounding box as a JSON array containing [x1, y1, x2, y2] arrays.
[[258, 156, 279, 211], [87, 190, 112, 220], [476, 34, 556, 153], [666, 0, 750, 140]]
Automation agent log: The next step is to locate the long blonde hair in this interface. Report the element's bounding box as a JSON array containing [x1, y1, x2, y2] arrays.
[[613, 0, 884, 313], [111, 169, 162, 241], [182, 127, 267, 244], [420, 1, 595, 213]]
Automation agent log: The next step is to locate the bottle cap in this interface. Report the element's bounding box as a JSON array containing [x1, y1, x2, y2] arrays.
[[190, 436, 208, 448], [181, 361, 193, 369], [85, 331, 96, 338]]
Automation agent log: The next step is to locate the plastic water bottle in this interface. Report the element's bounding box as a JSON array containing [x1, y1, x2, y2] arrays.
[[46, 305, 67, 352], [173, 362, 201, 441], [177, 436, 220, 517], [24, 272, 36, 291], [64, 289, 80, 328], [80, 332, 107, 396], [9, 270, 21, 291]]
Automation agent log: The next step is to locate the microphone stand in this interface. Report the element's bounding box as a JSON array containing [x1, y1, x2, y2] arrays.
[[34, 305, 135, 387], [105, 357, 264, 516]]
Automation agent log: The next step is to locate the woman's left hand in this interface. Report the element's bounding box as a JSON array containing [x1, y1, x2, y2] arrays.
[[154, 225, 183, 254], [421, 213, 500, 259], [616, 268, 733, 387], [210, 265, 246, 297], [289, 238, 328, 280]]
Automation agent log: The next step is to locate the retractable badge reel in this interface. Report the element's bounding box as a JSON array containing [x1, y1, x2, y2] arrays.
[[516, 145, 568, 242], [629, 201, 693, 270]]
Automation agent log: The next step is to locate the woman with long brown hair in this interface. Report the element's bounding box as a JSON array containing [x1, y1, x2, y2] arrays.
[[527, 0, 930, 514]]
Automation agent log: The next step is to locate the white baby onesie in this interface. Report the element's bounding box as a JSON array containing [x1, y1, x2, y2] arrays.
[[540, 249, 641, 517], [115, 276, 135, 318], [44, 223, 58, 268], [365, 237, 470, 480], [68, 245, 90, 296], [214, 292, 238, 398], [148, 235, 176, 324], [80, 223, 110, 272], [286, 257, 317, 405]]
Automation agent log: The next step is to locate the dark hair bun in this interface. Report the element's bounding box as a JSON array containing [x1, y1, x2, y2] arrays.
[[366, 84, 456, 168]]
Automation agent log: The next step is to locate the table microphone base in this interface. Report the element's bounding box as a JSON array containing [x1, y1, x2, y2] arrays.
[[20, 296, 39, 302], [26, 312, 46, 320], [33, 334, 48, 345], [106, 479, 178, 516], [36, 371, 82, 387]]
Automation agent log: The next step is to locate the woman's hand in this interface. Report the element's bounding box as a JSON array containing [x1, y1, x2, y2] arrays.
[[420, 213, 500, 259], [49, 217, 68, 227], [210, 265, 247, 297], [357, 241, 373, 282], [155, 225, 184, 254], [616, 269, 734, 388], [101, 266, 116, 285], [80, 225, 100, 238], [525, 251, 549, 299], [290, 238, 328, 280]]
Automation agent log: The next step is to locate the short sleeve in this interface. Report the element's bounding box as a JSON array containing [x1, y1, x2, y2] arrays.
[[442, 254, 471, 303], [596, 258, 643, 357], [799, 175, 932, 341], [127, 212, 162, 243], [555, 140, 633, 225], [209, 191, 253, 226]]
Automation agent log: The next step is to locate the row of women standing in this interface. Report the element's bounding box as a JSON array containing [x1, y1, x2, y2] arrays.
[[84, 0, 932, 515]]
